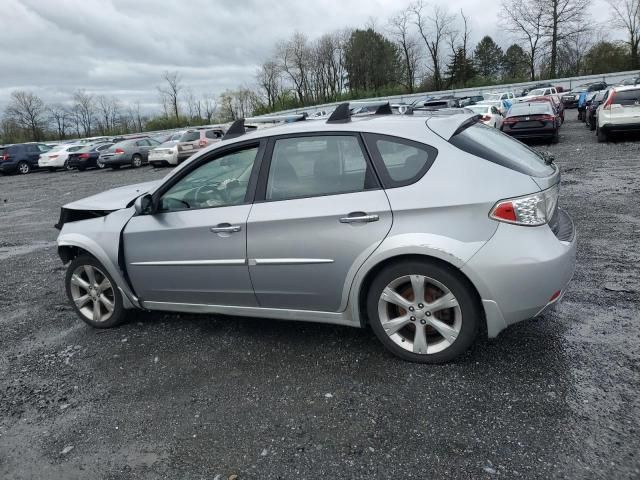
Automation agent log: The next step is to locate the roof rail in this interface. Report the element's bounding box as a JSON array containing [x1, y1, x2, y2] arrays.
[[326, 101, 394, 123]]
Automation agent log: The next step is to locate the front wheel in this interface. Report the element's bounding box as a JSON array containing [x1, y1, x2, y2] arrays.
[[65, 255, 127, 328], [366, 260, 480, 364], [96, 160, 105, 169]]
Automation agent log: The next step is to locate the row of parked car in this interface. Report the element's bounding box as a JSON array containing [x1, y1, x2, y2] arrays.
[[0, 126, 227, 175]]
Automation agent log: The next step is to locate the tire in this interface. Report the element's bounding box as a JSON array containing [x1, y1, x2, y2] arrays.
[[366, 260, 480, 364], [131, 155, 142, 168], [597, 126, 608, 143], [64, 160, 73, 171], [551, 130, 559, 144], [97, 160, 105, 169], [65, 255, 127, 329], [17, 161, 30, 175]]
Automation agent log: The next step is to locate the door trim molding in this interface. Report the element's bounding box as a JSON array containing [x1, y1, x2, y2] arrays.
[[250, 258, 334, 266], [130, 259, 246, 266]]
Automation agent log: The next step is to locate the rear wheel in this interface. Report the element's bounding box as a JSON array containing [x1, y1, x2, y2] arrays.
[[97, 160, 105, 169], [366, 260, 480, 364], [597, 125, 608, 143], [65, 255, 126, 328], [131, 154, 142, 168], [17, 161, 30, 175]]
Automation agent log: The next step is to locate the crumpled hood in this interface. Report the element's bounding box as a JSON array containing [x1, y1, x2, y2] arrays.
[[63, 180, 161, 211]]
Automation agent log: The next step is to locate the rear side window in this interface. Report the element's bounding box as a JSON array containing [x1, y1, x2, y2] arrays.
[[613, 89, 640, 105], [364, 134, 437, 188], [449, 123, 554, 177], [265, 135, 377, 201], [205, 130, 221, 139], [181, 132, 200, 142]]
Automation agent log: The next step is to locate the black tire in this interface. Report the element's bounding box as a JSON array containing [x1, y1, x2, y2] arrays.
[[131, 154, 142, 168], [589, 119, 596, 131], [597, 126, 608, 143], [17, 161, 30, 175], [366, 260, 480, 364], [97, 160, 105, 169], [551, 130, 559, 144], [65, 255, 127, 329]]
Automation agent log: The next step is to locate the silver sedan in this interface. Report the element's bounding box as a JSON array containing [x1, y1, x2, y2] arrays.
[[55, 107, 576, 363]]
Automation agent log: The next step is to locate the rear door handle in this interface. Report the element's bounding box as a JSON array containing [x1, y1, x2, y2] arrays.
[[339, 212, 379, 224], [210, 224, 242, 233]]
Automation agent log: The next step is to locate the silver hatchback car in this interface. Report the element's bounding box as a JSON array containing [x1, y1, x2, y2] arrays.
[[55, 106, 576, 363]]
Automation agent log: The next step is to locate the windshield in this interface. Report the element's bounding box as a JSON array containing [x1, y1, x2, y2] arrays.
[[180, 131, 200, 142], [483, 93, 500, 101], [508, 103, 552, 116], [528, 88, 548, 96], [466, 105, 490, 114], [449, 123, 555, 177]]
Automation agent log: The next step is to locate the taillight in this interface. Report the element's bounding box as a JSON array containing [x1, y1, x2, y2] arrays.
[[503, 117, 517, 125], [115, 148, 125, 154], [198, 139, 207, 148], [490, 185, 559, 226], [1, 154, 9, 161], [79, 153, 90, 159], [602, 91, 616, 109], [540, 114, 556, 121]]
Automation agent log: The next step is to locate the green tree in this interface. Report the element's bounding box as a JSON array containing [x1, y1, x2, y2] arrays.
[[344, 29, 402, 93], [474, 36, 504, 80], [445, 47, 475, 88], [583, 41, 631, 74], [502, 44, 529, 80]]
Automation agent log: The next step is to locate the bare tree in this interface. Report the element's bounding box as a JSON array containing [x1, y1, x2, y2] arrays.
[[542, 0, 591, 77], [96, 95, 119, 135], [47, 104, 70, 140], [72, 90, 95, 137], [410, 1, 455, 90], [278, 32, 311, 104], [202, 94, 217, 122], [257, 60, 282, 109], [185, 88, 200, 121], [503, 0, 546, 80], [446, 9, 472, 86], [5, 91, 46, 141], [158, 71, 182, 122], [608, 0, 640, 68], [388, 8, 420, 92]]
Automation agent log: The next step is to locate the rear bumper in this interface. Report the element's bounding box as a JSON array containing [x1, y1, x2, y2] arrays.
[[562, 100, 578, 108], [503, 127, 556, 139], [462, 210, 577, 338], [149, 152, 178, 165], [0, 161, 19, 173], [600, 122, 640, 133], [100, 155, 131, 165]]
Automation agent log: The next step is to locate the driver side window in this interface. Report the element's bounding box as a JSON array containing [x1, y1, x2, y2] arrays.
[[159, 146, 258, 212]]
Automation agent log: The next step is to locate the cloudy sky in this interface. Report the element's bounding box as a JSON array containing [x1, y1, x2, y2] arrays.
[[1, 0, 612, 113]]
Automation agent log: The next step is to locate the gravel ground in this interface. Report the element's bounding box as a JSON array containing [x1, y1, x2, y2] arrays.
[[0, 119, 638, 480]]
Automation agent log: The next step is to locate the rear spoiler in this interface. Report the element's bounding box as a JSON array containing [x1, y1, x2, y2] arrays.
[[425, 114, 481, 141]]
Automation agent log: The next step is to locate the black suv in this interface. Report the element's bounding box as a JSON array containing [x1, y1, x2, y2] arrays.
[[0, 143, 51, 174], [561, 82, 607, 108]]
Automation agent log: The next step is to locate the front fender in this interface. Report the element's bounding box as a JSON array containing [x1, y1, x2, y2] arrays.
[[56, 208, 141, 309]]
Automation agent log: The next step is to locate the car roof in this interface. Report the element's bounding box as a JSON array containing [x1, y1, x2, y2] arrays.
[[611, 84, 640, 92]]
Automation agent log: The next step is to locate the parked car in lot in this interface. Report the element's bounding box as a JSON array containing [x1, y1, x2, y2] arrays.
[[38, 144, 85, 171], [514, 95, 565, 123], [0, 143, 51, 174], [67, 143, 114, 171], [465, 104, 503, 128], [99, 138, 161, 170], [561, 82, 607, 108], [520, 83, 555, 97], [176, 127, 225, 163], [55, 105, 575, 364], [596, 85, 640, 142], [148, 131, 186, 167], [585, 90, 609, 131], [502, 102, 560, 143]]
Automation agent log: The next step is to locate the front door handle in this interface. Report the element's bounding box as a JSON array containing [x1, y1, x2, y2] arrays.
[[210, 224, 242, 233], [339, 212, 379, 224]]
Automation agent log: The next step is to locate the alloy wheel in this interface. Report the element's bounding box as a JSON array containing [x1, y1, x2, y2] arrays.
[[132, 156, 142, 168], [18, 162, 30, 174], [377, 275, 462, 355], [97, 160, 105, 169], [69, 265, 115, 323]]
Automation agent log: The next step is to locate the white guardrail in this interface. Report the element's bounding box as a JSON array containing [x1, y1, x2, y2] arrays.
[[256, 69, 640, 117]]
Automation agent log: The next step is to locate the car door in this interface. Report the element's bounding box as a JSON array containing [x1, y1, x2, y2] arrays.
[[136, 139, 157, 160], [26, 144, 41, 166], [246, 133, 392, 312], [124, 141, 265, 306]]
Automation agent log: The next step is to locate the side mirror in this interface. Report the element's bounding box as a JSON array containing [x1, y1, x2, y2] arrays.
[[134, 194, 154, 215]]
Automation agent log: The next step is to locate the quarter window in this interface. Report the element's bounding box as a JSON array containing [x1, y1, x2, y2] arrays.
[[364, 134, 437, 188], [265, 136, 375, 201], [159, 146, 258, 211]]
